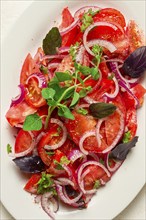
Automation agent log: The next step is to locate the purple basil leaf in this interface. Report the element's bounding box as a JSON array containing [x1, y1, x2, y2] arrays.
[[122, 46, 146, 78], [13, 155, 45, 173], [110, 136, 138, 161]]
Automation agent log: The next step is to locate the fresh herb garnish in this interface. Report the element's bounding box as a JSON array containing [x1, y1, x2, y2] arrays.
[[110, 136, 138, 161], [89, 102, 117, 119], [46, 151, 55, 156], [93, 180, 101, 189], [40, 65, 48, 74], [80, 9, 99, 32], [23, 114, 42, 131], [122, 131, 131, 143], [7, 144, 12, 154], [122, 46, 146, 78], [76, 108, 88, 115], [92, 45, 103, 66], [99, 158, 105, 165], [54, 156, 70, 170], [69, 42, 80, 61], [37, 172, 55, 194], [43, 27, 62, 55]]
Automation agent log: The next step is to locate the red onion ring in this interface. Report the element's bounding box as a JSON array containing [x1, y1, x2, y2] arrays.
[[95, 119, 105, 147], [67, 149, 86, 163], [104, 152, 122, 173], [58, 46, 70, 54], [49, 197, 59, 213], [88, 153, 99, 162], [44, 118, 67, 150], [9, 132, 35, 158], [83, 96, 97, 104], [74, 6, 101, 20], [34, 194, 42, 204], [59, 19, 80, 36], [79, 130, 96, 155], [83, 22, 118, 56], [56, 184, 84, 207], [77, 160, 111, 194], [41, 192, 55, 220], [10, 84, 26, 107], [54, 178, 75, 188], [26, 73, 47, 88], [97, 109, 125, 154], [86, 39, 117, 56], [103, 77, 119, 100], [40, 54, 66, 61], [48, 62, 60, 70]]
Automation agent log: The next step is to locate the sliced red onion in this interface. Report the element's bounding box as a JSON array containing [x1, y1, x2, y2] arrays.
[[59, 19, 80, 36], [75, 104, 89, 111], [84, 193, 94, 203], [103, 77, 119, 100], [56, 184, 83, 207], [103, 58, 124, 64], [88, 153, 99, 162], [41, 54, 66, 61], [76, 45, 86, 64], [62, 164, 73, 178], [34, 194, 42, 204], [83, 22, 118, 56], [49, 197, 59, 213], [77, 161, 111, 194], [35, 132, 46, 146], [54, 178, 75, 188], [83, 96, 97, 104], [79, 130, 96, 155], [68, 149, 86, 163], [58, 47, 70, 54], [74, 6, 101, 19], [41, 192, 55, 220], [26, 73, 47, 88], [9, 132, 35, 158], [10, 84, 26, 107], [44, 118, 67, 150], [86, 39, 117, 56], [95, 119, 105, 147], [104, 152, 122, 173], [98, 109, 125, 154], [48, 62, 60, 70]]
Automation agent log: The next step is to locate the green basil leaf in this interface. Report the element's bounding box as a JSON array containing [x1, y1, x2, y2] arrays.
[[79, 88, 87, 98], [70, 92, 80, 107], [47, 99, 57, 106], [77, 108, 88, 115], [41, 88, 56, 100], [89, 102, 117, 119], [43, 27, 62, 55], [55, 71, 72, 82], [23, 114, 42, 131], [58, 105, 74, 120], [90, 67, 99, 80]]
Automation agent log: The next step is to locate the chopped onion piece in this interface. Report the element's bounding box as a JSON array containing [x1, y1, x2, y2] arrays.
[[58, 47, 70, 54], [11, 84, 26, 107], [54, 178, 75, 188], [44, 118, 67, 150], [41, 192, 55, 220], [103, 77, 119, 100], [26, 73, 47, 88], [105, 152, 122, 173]]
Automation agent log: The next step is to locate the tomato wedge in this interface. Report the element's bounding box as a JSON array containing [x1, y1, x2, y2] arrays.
[[24, 173, 41, 194], [6, 101, 37, 127], [15, 129, 33, 153]]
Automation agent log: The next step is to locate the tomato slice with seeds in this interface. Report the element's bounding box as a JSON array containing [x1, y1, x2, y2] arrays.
[[15, 129, 33, 153], [25, 77, 46, 108], [24, 173, 41, 194], [125, 107, 137, 140]]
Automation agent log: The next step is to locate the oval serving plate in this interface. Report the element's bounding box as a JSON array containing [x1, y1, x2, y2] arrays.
[[1, 1, 146, 220]]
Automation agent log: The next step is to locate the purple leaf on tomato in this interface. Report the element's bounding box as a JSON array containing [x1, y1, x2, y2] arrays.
[[122, 46, 146, 78]]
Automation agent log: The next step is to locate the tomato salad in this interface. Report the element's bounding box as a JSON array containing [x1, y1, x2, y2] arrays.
[[6, 6, 146, 220]]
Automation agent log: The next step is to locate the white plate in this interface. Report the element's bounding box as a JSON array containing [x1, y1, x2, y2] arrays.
[[1, 1, 146, 220]]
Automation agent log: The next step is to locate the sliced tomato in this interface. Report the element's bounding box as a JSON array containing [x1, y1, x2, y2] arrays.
[[125, 107, 137, 140], [60, 7, 74, 29], [20, 54, 40, 85], [99, 62, 110, 78], [37, 124, 63, 166], [25, 77, 46, 108], [56, 55, 73, 72], [93, 8, 126, 28], [15, 129, 33, 153], [62, 27, 78, 47], [83, 165, 110, 190], [126, 20, 144, 53], [24, 173, 41, 194], [132, 84, 146, 107], [5, 101, 37, 127]]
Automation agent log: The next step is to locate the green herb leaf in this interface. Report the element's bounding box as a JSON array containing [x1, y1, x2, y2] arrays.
[[122, 131, 131, 143], [69, 42, 80, 61], [81, 13, 93, 32], [43, 27, 62, 55], [89, 102, 117, 119], [90, 67, 99, 80], [40, 65, 48, 74], [55, 71, 72, 82], [77, 108, 88, 115], [70, 92, 80, 107], [23, 114, 42, 131], [37, 172, 54, 194], [46, 151, 55, 156], [94, 180, 101, 189], [99, 158, 105, 165], [92, 45, 103, 66], [54, 156, 70, 170], [7, 144, 12, 154], [79, 88, 87, 98], [58, 105, 75, 120], [41, 88, 56, 100], [47, 99, 57, 106]]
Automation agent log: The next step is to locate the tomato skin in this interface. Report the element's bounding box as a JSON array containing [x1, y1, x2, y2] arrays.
[[15, 129, 33, 153], [132, 84, 146, 107], [60, 7, 74, 29], [24, 173, 41, 194], [6, 101, 37, 127], [93, 8, 126, 28], [125, 107, 137, 140], [20, 54, 40, 85]]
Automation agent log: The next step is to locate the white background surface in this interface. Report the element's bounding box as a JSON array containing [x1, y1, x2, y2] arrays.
[[1, 1, 146, 220]]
